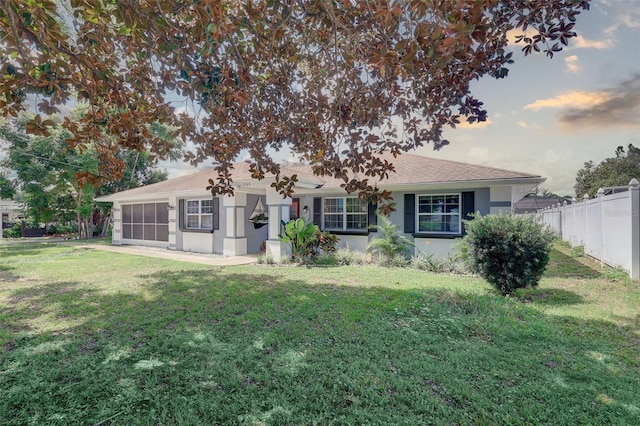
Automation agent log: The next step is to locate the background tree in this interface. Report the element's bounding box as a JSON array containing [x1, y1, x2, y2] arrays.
[[0, 110, 177, 237], [0, 172, 15, 199], [574, 144, 640, 198], [0, 0, 590, 211]]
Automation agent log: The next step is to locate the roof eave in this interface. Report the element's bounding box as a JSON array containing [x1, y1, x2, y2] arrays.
[[288, 176, 545, 196], [95, 175, 545, 202]]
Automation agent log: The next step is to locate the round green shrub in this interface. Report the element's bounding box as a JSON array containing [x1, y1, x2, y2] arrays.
[[2, 223, 21, 238], [461, 214, 555, 295]]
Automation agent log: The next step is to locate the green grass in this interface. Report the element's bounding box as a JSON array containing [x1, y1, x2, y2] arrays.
[[1, 241, 639, 425]]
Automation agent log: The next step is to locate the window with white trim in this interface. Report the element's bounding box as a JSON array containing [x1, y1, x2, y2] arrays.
[[417, 194, 461, 234], [185, 199, 213, 230], [323, 197, 368, 231]]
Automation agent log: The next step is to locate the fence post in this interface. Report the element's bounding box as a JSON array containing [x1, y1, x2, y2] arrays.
[[562, 200, 568, 242], [583, 194, 589, 250], [630, 179, 639, 280], [557, 203, 561, 239], [571, 197, 577, 247], [597, 188, 605, 267]]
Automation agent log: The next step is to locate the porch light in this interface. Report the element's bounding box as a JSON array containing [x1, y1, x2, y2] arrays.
[[302, 205, 310, 220]]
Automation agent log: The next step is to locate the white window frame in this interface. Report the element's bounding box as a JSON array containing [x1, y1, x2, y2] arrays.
[[185, 199, 213, 230], [416, 193, 461, 235], [323, 197, 368, 232]]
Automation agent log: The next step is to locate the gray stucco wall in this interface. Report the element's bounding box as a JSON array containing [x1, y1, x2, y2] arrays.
[[245, 194, 269, 254], [376, 188, 492, 257], [474, 188, 490, 216]]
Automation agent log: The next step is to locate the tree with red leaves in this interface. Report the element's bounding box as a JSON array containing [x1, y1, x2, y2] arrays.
[[0, 0, 590, 211]]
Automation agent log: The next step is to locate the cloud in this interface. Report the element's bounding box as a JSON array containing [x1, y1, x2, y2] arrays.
[[569, 8, 640, 51], [572, 35, 614, 50], [525, 74, 640, 129], [564, 55, 581, 74], [558, 73, 640, 128], [517, 120, 542, 130], [456, 118, 492, 129], [524, 91, 610, 111], [618, 12, 640, 29]]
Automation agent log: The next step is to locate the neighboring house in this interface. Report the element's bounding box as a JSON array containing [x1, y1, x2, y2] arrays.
[[513, 196, 571, 214], [0, 198, 21, 237], [95, 153, 544, 260]]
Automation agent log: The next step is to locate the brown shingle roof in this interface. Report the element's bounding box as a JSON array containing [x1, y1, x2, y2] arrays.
[[97, 153, 542, 200], [291, 153, 541, 188], [98, 162, 255, 199]]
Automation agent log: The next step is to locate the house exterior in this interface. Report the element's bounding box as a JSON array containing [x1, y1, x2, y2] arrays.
[[95, 153, 544, 260], [513, 196, 572, 214], [0, 199, 21, 238]]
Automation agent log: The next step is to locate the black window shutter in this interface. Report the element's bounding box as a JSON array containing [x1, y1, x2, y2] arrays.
[[368, 201, 377, 232], [313, 197, 322, 227], [461, 191, 475, 235], [178, 199, 184, 230], [404, 194, 415, 234], [213, 197, 220, 230]]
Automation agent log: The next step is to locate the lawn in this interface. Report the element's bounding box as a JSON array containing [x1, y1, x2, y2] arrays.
[[1, 241, 639, 425]]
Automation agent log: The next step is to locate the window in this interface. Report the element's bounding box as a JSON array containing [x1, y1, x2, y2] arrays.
[[323, 197, 368, 231], [417, 194, 460, 234], [121, 203, 169, 241], [185, 199, 213, 230]]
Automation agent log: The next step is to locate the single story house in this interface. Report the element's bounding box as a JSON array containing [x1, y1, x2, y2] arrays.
[[513, 196, 572, 214], [95, 153, 545, 260], [0, 198, 21, 237]]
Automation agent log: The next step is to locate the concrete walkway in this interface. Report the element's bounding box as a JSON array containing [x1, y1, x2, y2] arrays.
[[80, 244, 259, 266]]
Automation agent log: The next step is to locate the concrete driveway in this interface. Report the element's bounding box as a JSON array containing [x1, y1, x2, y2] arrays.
[[81, 244, 259, 266]]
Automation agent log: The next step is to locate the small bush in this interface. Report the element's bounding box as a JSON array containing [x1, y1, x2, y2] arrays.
[[603, 266, 629, 282], [333, 247, 370, 266], [409, 254, 470, 274], [373, 253, 410, 268], [411, 254, 442, 271], [570, 245, 585, 258], [279, 218, 340, 263], [316, 230, 339, 253], [3, 223, 21, 238], [256, 253, 276, 265], [311, 253, 340, 266], [47, 223, 77, 235], [462, 214, 555, 295], [367, 215, 415, 259]]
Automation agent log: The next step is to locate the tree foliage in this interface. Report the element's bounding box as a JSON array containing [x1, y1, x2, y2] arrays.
[[0, 110, 174, 235], [0, 0, 590, 210], [574, 144, 640, 198], [0, 172, 15, 199]]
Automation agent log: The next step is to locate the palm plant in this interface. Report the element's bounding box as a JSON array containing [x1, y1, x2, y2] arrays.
[[279, 217, 319, 262], [367, 214, 416, 259]]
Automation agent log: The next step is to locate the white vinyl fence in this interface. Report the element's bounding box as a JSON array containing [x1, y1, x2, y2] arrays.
[[535, 179, 640, 279]]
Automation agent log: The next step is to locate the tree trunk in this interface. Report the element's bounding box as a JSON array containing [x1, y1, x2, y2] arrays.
[[76, 187, 83, 240], [100, 212, 112, 237], [88, 210, 95, 239]]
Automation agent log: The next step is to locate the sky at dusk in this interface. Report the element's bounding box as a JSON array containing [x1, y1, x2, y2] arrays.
[[0, 2, 631, 199], [418, 0, 640, 197], [162, 0, 640, 198]]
